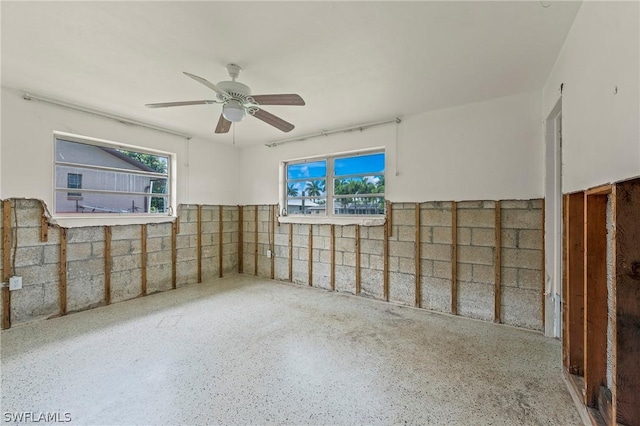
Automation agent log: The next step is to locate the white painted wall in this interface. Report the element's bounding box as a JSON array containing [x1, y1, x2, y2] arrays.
[[240, 91, 543, 204], [543, 1, 640, 192], [0, 88, 240, 213]]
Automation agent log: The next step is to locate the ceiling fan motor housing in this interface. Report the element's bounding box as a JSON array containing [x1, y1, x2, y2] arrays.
[[217, 81, 251, 102]]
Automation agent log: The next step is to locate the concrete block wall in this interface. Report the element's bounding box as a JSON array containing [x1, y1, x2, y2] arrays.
[[243, 199, 544, 332], [0, 199, 240, 327]]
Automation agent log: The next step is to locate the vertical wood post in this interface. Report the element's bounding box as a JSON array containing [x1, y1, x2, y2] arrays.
[[415, 203, 421, 308], [219, 205, 223, 278], [197, 205, 202, 283], [104, 226, 111, 305], [40, 204, 48, 242], [270, 205, 275, 280], [355, 225, 361, 295], [383, 219, 389, 302], [2, 200, 12, 329], [494, 201, 502, 323], [288, 223, 293, 282], [331, 225, 336, 291], [254, 206, 258, 276], [386, 200, 393, 237], [238, 206, 244, 274], [171, 220, 177, 289], [141, 225, 147, 296], [308, 225, 313, 286], [451, 201, 458, 315], [59, 228, 67, 315], [542, 198, 546, 329]]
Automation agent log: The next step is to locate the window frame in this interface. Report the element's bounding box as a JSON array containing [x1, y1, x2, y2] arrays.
[[52, 131, 177, 220], [281, 148, 385, 222]]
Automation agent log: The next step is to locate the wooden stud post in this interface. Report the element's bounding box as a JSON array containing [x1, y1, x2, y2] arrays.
[[59, 228, 67, 315], [542, 198, 546, 330], [386, 200, 393, 237], [171, 220, 177, 289], [494, 201, 502, 323], [40, 203, 48, 242], [613, 178, 640, 425], [238, 206, 244, 274], [2, 200, 12, 329], [197, 205, 202, 283], [219, 206, 224, 278], [308, 225, 313, 286], [355, 225, 361, 295], [141, 225, 147, 296], [584, 192, 609, 408], [288, 223, 293, 282], [104, 226, 111, 305], [330, 225, 336, 291], [415, 203, 421, 308], [451, 201, 458, 315], [383, 219, 389, 301], [270, 205, 275, 280], [565, 192, 585, 376], [254, 205, 258, 276]]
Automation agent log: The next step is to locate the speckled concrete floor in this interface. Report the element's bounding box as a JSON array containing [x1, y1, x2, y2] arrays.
[[1, 275, 581, 425]]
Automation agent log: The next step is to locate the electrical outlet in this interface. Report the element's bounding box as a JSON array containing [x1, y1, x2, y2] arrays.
[[9, 276, 22, 291], [267, 249, 273, 259]]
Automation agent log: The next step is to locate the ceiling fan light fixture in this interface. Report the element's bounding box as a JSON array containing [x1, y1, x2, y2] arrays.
[[222, 100, 246, 122]]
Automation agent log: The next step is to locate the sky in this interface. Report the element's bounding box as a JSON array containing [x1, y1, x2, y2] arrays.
[[287, 153, 384, 180]]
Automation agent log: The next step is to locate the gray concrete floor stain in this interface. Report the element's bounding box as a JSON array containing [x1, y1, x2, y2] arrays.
[[1, 275, 582, 425]]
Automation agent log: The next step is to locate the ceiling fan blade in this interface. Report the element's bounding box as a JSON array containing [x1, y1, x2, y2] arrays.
[[252, 108, 295, 133], [215, 114, 232, 134], [250, 94, 305, 106], [145, 100, 215, 108], [183, 72, 230, 98]]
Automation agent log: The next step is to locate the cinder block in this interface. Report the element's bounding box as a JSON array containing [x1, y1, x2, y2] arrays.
[[10, 284, 47, 324], [369, 254, 384, 270], [433, 261, 452, 279], [389, 272, 414, 306], [518, 268, 543, 290], [392, 210, 414, 226], [501, 200, 531, 209], [399, 257, 415, 274], [341, 226, 356, 238], [530, 199, 543, 209], [420, 259, 434, 277], [518, 229, 543, 250], [15, 227, 49, 247], [457, 201, 483, 209], [389, 240, 413, 258], [457, 281, 493, 321], [335, 265, 355, 294], [472, 264, 495, 284], [111, 254, 141, 272], [421, 209, 451, 227], [110, 241, 132, 257], [397, 225, 416, 242], [471, 228, 496, 247], [111, 225, 140, 240], [343, 252, 356, 267], [457, 209, 494, 228], [432, 227, 452, 244], [67, 274, 105, 312], [458, 263, 472, 282], [318, 225, 332, 237], [368, 226, 384, 240], [420, 243, 451, 262], [147, 264, 172, 293], [419, 226, 433, 243], [501, 287, 542, 330], [43, 245, 60, 264], [111, 269, 142, 303], [421, 276, 451, 313], [16, 207, 42, 227], [16, 263, 59, 286], [335, 237, 354, 253], [387, 256, 399, 272], [274, 258, 289, 281], [292, 259, 308, 285], [501, 229, 518, 248], [66, 243, 93, 262], [360, 239, 382, 255], [456, 227, 471, 245], [15, 246, 44, 267], [502, 248, 542, 270], [67, 227, 104, 244], [361, 268, 384, 299], [501, 267, 519, 288], [147, 223, 172, 238], [502, 209, 542, 230], [458, 245, 494, 266]]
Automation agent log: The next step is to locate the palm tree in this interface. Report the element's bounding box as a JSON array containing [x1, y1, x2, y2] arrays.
[[305, 180, 324, 202], [287, 184, 299, 197]]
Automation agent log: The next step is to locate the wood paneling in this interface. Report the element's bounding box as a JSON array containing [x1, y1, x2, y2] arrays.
[[584, 193, 609, 408], [613, 178, 640, 426]]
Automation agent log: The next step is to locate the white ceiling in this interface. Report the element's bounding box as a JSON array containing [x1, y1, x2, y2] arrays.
[[2, 1, 581, 147]]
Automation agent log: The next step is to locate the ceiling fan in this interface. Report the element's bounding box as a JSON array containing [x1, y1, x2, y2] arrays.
[[145, 63, 305, 134]]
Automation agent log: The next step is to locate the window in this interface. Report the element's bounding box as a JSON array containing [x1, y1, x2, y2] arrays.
[[67, 173, 82, 198], [54, 134, 173, 215], [285, 150, 385, 217]]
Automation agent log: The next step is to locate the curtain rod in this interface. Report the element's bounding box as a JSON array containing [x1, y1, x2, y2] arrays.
[[265, 117, 401, 148], [22, 92, 192, 140]]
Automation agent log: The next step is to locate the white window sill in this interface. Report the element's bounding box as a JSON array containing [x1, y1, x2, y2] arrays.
[[278, 215, 386, 226], [52, 215, 176, 228]]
